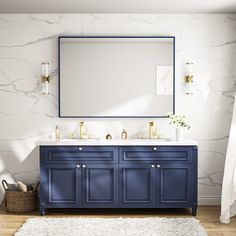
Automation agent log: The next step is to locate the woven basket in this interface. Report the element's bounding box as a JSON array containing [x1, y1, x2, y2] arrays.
[[2, 180, 37, 213]]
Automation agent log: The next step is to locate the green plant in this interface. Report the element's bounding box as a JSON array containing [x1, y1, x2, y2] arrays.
[[167, 113, 190, 129]]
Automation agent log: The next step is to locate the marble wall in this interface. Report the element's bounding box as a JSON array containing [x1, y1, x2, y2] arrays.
[[0, 14, 236, 204]]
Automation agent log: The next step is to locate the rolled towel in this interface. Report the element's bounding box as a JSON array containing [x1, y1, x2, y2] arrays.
[[17, 181, 27, 192]]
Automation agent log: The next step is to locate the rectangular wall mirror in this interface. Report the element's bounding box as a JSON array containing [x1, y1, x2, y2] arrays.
[[59, 36, 175, 118]]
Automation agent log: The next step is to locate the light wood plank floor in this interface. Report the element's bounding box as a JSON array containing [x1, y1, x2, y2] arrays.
[[0, 206, 235, 236]]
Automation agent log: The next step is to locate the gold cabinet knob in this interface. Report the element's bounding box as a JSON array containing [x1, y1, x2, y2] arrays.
[[157, 164, 161, 168], [153, 147, 157, 151], [76, 165, 80, 168], [82, 165, 86, 168], [151, 165, 155, 168], [78, 147, 83, 151]]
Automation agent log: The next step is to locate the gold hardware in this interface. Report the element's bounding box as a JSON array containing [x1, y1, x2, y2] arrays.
[[149, 121, 158, 139], [151, 165, 155, 168], [157, 164, 161, 168], [106, 133, 112, 140], [41, 76, 50, 83], [79, 121, 84, 139], [76, 165, 80, 168], [82, 165, 86, 168], [55, 126, 61, 141], [149, 121, 154, 127], [149, 121, 153, 139], [153, 147, 157, 151], [185, 75, 193, 83], [78, 147, 82, 151], [121, 129, 128, 140]]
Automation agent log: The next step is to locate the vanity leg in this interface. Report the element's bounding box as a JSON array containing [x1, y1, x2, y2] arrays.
[[40, 207, 46, 216], [192, 207, 197, 216]]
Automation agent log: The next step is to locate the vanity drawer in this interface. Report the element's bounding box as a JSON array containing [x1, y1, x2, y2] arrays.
[[119, 146, 195, 163], [43, 146, 118, 163]]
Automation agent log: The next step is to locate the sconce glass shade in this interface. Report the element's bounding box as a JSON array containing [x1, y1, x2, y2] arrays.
[[41, 62, 50, 94], [186, 62, 193, 76], [185, 81, 193, 95], [42, 80, 49, 94], [42, 62, 49, 77]]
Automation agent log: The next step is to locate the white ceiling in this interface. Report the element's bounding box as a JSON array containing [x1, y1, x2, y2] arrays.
[[0, 0, 236, 13]]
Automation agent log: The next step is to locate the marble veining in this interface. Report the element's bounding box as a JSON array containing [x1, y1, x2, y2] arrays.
[[0, 14, 236, 203]]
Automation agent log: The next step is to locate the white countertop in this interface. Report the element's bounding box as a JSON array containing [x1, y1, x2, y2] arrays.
[[36, 139, 198, 146]]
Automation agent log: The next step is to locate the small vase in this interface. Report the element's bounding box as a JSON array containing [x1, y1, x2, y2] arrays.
[[176, 128, 184, 141]]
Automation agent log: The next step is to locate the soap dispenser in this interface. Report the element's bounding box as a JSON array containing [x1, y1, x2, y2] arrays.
[[121, 129, 128, 140], [55, 126, 61, 141]]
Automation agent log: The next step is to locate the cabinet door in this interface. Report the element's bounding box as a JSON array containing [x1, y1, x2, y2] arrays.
[[40, 164, 81, 208], [82, 164, 118, 207], [157, 163, 193, 206], [119, 164, 155, 207]]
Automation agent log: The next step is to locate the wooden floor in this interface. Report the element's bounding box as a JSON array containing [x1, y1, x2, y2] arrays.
[[0, 206, 235, 236]]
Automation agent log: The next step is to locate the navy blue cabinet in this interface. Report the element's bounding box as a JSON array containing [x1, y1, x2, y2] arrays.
[[158, 164, 193, 205], [47, 164, 80, 205], [119, 164, 155, 207], [82, 164, 118, 207], [40, 145, 197, 216]]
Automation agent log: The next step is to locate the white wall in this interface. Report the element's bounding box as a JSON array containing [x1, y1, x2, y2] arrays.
[[0, 14, 236, 204]]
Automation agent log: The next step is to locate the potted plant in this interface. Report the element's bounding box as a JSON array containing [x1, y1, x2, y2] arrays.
[[167, 113, 190, 141]]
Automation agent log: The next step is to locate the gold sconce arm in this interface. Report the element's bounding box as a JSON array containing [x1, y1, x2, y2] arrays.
[[184, 75, 193, 83], [41, 76, 50, 82]]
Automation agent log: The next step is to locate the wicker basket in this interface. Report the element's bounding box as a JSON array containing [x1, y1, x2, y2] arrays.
[[2, 180, 37, 213]]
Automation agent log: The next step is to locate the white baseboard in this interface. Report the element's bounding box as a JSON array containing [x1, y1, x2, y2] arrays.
[[198, 196, 221, 205]]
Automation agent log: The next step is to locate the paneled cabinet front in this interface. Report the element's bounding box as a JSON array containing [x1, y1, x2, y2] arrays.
[[40, 145, 198, 216], [119, 164, 155, 207], [158, 164, 194, 206], [40, 164, 81, 209], [82, 164, 118, 207], [40, 146, 119, 213]]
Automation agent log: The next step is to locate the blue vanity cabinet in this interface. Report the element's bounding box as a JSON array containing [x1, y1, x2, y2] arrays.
[[40, 146, 119, 215], [82, 164, 118, 207], [40, 163, 81, 214], [119, 164, 156, 207], [40, 145, 198, 216], [119, 146, 198, 215], [157, 163, 194, 205]]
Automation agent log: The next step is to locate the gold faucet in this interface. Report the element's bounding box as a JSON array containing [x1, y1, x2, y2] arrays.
[[149, 121, 158, 139], [79, 121, 84, 139], [149, 121, 154, 139]]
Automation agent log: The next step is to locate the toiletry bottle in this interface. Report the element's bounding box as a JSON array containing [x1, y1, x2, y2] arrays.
[[55, 126, 61, 141], [121, 129, 128, 140]]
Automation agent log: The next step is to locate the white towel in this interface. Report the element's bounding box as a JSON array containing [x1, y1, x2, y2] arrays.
[[220, 92, 236, 223]]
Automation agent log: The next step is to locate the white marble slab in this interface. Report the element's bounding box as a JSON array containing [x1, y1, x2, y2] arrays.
[[36, 139, 198, 146]]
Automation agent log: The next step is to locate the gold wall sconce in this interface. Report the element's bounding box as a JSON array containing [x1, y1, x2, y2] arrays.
[[184, 62, 194, 95], [41, 62, 50, 94]]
